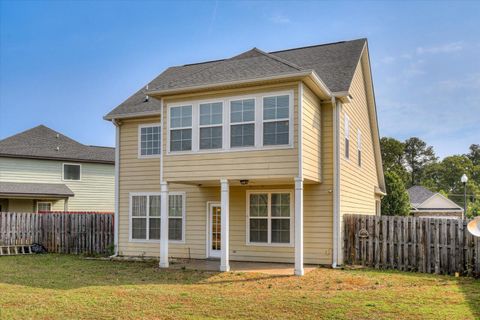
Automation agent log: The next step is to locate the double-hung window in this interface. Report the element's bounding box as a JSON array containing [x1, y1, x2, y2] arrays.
[[344, 114, 350, 159], [63, 163, 81, 181], [247, 191, 292, 245], [130, 193, 185, 242], [170, 105, 192, 152], [357, 129, 362, 167], [199, 102, 223, 150], [139, 124, 161, 157], [263, 95, 290, 146], [230, 99, 255, 148]]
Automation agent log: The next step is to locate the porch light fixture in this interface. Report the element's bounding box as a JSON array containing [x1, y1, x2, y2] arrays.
[[240, 180, 249, 186]]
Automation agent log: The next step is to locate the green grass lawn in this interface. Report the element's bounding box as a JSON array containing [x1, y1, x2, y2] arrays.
[[0, 255, 478, 320]]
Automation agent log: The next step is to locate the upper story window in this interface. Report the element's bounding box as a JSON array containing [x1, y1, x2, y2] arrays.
[[357, 129, 362, 167], [63, 163, 81, 181], [230, 99, 255, 148], [170, 105, 192, 151], [166, 90, 293, 154], [263, 95, 290, 146], [139, 124, 161, 157], [344, 114, 350, 160], [199, 102, 223, 150]]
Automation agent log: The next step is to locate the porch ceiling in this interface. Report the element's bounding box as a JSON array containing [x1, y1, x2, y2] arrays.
[[167, 177, 320, 187]]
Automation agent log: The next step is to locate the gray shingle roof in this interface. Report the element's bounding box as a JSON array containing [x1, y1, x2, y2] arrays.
[[105, 39, 367, 119], [407, 186, 435, 206], [0, 125, 114, 164], [0, 181, 74, 197]]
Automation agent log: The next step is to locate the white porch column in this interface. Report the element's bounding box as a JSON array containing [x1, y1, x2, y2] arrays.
[[159, 181, 169, 268], [220, 178, 230, 272], [294, 177, 304, 276]]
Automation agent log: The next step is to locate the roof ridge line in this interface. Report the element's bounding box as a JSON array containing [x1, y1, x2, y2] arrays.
[[249, 47, 304, 71], [269, 38, 367, 54]]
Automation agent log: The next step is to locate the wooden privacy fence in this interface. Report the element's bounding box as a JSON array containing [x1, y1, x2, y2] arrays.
[[344, 215, 480, 277], [0, 212, 114, 255]]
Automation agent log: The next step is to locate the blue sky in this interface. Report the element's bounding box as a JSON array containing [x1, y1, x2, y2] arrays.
[[1, 0, 479, 158]]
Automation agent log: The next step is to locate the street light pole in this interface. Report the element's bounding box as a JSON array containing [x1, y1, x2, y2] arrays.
[[461, 174, 468, 219]]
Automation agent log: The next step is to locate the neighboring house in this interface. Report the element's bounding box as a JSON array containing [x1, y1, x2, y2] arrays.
[[0, 125, 115, 213], [104, 38, 385, 275], [407, 186, 463, 219]]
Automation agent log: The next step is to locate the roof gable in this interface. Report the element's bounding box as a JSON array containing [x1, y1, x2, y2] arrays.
[[417, 193, 463, 210], [408, 186, 435, 206], [0, 125, 114, 164], [105, 38, 367, 119]]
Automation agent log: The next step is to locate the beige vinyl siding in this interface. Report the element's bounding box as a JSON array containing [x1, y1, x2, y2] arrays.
[[339, 54, 379, 216], [302, 84, 321, 182], [5, 199, 35, 212], [117, 95, 334, 263], [0, 157, 114, 212], [162, 83, 299, 182]]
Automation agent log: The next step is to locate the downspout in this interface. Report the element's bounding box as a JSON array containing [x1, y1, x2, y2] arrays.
[[332, 98, 341, 268], [110, 118, 120, 257]]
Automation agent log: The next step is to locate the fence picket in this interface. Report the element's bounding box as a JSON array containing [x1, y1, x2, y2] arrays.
[[344, 214, 479, 277], [0, 212, 113, 255]]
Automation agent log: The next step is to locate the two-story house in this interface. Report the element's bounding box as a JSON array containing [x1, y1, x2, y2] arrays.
[[104, 38, 385, 275], [0, 125, 115, 213]]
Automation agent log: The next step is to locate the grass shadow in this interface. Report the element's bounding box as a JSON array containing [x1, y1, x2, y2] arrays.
[[0, 254, 289, 290]]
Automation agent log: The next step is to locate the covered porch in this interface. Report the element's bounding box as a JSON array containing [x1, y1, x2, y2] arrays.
[[168, 258, 317, 275], [158, 176, 310, 276]]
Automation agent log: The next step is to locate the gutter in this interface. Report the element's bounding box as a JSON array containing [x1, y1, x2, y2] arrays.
[[332, 97, 341, 268], [110, 119, 120, 258]]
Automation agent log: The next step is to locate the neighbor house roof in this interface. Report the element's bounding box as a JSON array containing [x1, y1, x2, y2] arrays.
[[105, 38, 367, 119], [0, 125, 114, 164], [408, 186, 435, 207], [0, 181, 74, 198]]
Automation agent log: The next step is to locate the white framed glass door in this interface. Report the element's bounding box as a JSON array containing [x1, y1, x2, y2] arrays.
[[208, 203, 222, 258]]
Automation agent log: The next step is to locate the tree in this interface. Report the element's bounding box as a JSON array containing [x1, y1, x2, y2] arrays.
[[466, 144, 480, 166], [380, 137, 409, 183], [381, 171, 410, 216], [404, 137, 437, 187]]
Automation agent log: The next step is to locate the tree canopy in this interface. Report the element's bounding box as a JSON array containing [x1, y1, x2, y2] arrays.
[[381, 171, 410, 216], [380, 136, 479, 217]]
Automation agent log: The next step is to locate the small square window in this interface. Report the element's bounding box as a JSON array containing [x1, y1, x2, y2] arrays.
[[63, 164, 81, 180]]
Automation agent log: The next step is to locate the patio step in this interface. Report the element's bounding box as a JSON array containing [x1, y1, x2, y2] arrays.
[[0, 245, 34, 256]]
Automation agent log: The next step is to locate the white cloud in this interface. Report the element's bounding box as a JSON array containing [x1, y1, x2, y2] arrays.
[[416, 42, 464, 55], [269, 13, 291, 24], [381, 56, 395, 64]]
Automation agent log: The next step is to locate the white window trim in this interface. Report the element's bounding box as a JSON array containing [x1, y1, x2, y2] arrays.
[[357, 128, 362, 167], [245, 189, 294, 247], [138, 123, 161, 159], [62, 163, 82, 181], [228, 97, 256, 149], [344, 113, 350, 160], [198, 100, 224, 150], [261, 93, 293, 147], [166, 90, 294, 155], [128, 192, 186, 244], [168, 105, 194, 153], [36, 201, 52, 213]]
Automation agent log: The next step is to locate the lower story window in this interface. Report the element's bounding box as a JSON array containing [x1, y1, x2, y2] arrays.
[[37, 202, 52, 213], [247, 191, 292, 245], [130, 193, 185, 241]]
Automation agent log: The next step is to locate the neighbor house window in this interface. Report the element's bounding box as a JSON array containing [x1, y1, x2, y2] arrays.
[[37, 202, 52, 212], [357, 129, 362, 167], [199, 102, 223, 150], [130, 193, 185, 241], [344, 114, 350, 159], [170, 105, 192, 151], [139, 124, 161, 157], [247, 191, 292, 245], [230, 99, 255, 147], [63, 163, 81, 181], [263, 95, 290, 146]]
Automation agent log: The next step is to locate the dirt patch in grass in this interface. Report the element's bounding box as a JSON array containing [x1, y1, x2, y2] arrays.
[[0, 255, 478, 319]]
